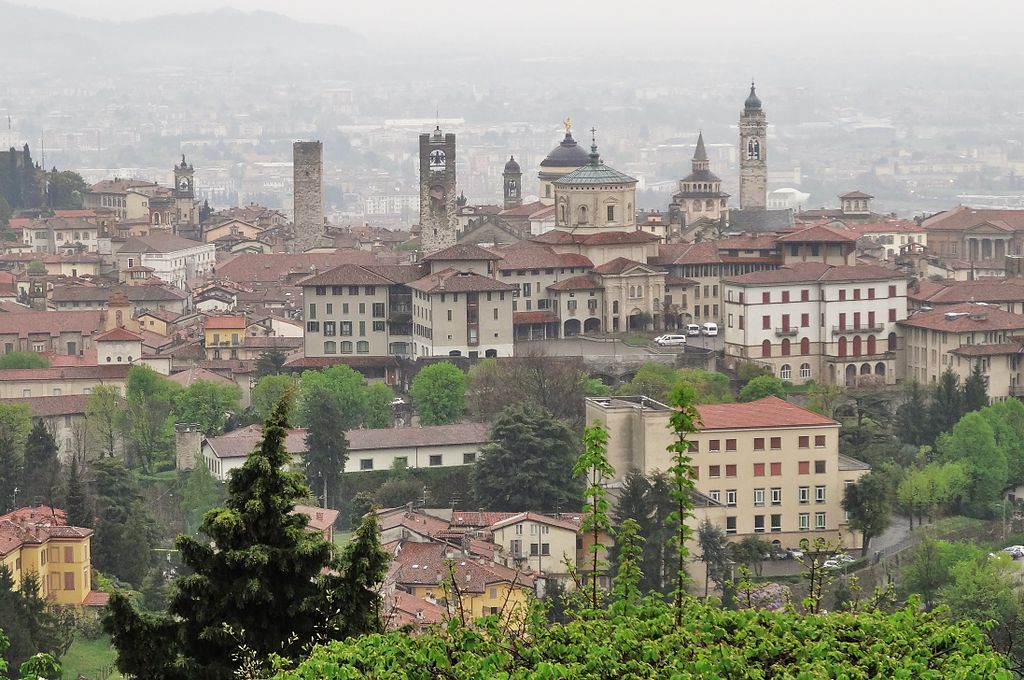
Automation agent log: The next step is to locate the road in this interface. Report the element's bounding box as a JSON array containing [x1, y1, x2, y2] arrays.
[[517, 334, 725, 357]]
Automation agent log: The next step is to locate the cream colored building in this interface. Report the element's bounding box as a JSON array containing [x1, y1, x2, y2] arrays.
[[722, 262, 907, 386], [200, 422, 491, 481], [586, 395, 870, 551], [85, 179, 156, 221], [0, 365, 130, 399], [488, 512, 581, 581], [409, 268, 515, 358], [899, 302, 1024, 398]]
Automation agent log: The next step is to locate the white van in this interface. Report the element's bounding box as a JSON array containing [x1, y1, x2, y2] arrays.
[[685, 324, 701, 336], [655, 334, 687, 346], [701, 322, 719, 336]]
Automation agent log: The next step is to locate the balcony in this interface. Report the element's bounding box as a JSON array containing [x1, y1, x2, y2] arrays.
[[825, 350, 895, 363], [774, 327, 798, 337], [832, 324, 884, 335]]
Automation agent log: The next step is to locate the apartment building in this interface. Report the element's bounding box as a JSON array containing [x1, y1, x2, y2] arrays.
[[85, 178, 158, 221], [899, 302, 1024, 397], [488, 512, 580, 580], [0, 505, 95, 605], [203, 315, 247, 360], [0, 365, 131, 399], [586, 395, 869, 550], [908, 278, 1024, 314], [115, 234, 215, 289], [22, 216, 101, 254], [722, 262, 907, 386], [409, 269, 515, 358]]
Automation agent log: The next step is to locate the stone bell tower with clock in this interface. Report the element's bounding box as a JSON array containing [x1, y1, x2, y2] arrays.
[[739, 81, 767, 210], [173, 155, 198, 236], [419, 126, 458, 254]]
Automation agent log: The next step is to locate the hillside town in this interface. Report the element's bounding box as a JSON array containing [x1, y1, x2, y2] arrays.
[[3, 3, 1024, 675]]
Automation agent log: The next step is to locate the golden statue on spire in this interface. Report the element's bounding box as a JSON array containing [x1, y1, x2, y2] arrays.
[[564, 116, 572, 134]]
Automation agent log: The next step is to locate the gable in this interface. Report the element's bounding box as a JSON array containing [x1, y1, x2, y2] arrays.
[[457, 217, 527, 246]]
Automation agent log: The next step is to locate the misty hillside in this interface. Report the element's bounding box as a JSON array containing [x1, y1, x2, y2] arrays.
[[0, 2, 366, 62]]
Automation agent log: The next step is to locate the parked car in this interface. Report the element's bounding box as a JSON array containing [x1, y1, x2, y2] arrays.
[[701, 322, 719, 336], [654, 334, 687, 346], [685, 324, 701, 336], [1002, 545, 1024, 559], [833, 553, 856, 564], [821, 559, 842, 569], [785, 547, 805, 559]]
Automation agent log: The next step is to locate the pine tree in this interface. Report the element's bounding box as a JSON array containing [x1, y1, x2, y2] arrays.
[[927, 369, 963, 441], [20, 420, 59, 508], [962, 362, 989, 414], [896, 380, 929, 446], [64, 459, 90, 528], [302, 383, 349, 509], [105, 394, 386, 679]]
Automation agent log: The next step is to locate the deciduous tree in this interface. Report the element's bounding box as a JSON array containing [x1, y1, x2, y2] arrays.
[[738, 374, 786, 402], [842, 471, 892, 554], [251, 373, 298, 423], [410, 362, 466, 426], [254, 349, 286, 378], [0, 352, 48, 370], [364, 383, 395, 429], [298, 365, 367, 431], [84, 385, 121, 460], [172, 379, 242, 436], [122, 365, 179, 471]]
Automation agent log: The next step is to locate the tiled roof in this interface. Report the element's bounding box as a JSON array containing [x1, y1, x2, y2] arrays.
[[696, 396, 837, 430], [898, 303, 1024, 332], [450, 511, 519, 528], [775, 224, 856, 243], [364, 264, 428, 284], [206, 422, 490, 459], [553, 160, 637, 186], [204, 315, 248, 330], [493, 243, 593, 271], [845, 220, 923, 235], [407, 269, 515, 294], [298, 264, 396, 287], [167, 367, 236, 388], [0, 310, 104, 338], [497, 200, 549, 218], [513, 311, 559, 325], [592, 257, 658, 275], [0, 365, 131, 381], [0, 505, 92, 557], [728, 208, 795, 233], [119, 234, 206, 254], [839, 190, 874, 199], [922, 206, 1024, 232], [723, 262, 900, 285], [489, 511, 580, 533], [528, 229, 659, 247], [51, 285, 186, 303], [547, 275, 602, 291], [390, 540, 534, 593], [94, 327, 144, 342], [911, 279, 1024, 305], [82, 591, 110, 607], [949, 343, 1024, 357], [243, 336, 302, 350], [215, 251, 378, 284], [421, 244, 503, 261], [293, 504, 339, 531], [1, 395, 90, 417], [283, 356, 399, 370]]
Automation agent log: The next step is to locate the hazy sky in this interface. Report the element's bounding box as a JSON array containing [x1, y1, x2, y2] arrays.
[[11, 0, 1024, 57]]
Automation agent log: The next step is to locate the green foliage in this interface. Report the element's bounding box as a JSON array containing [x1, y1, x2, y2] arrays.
[[617, 362, 676, 401], [610, 472, 674, 595], [675, 367, 733, 404], [0, 352, 48, 369], [251, 373, 298, 423], [731, 535, 771, 577], [609, 518, 643, 617], [666, 382, 700, 623], [928, 368, 964, 441], [941, 411, 1008, 517], [179, 463, 222, 536], [841, 471, 893, 553], [26, 260, 44, 275], [20, 419, 59, 508], [980, 397, 1024, 485], [302, 382, 350, 509], [171, 379, 242, 436], [582, 377, 612, 397], [84, 385, 121, 459], [572, 423, 615, 610], [895, 380, 929, 447], [806, 382, 847, 419], [738, 374, 786, 401], [736, 360, 770, 382], [45, 169, 87, 209], [364, 383, 395, 429], [697, 519, 732, 600], [122, 365, 180, 472], [901, 535, 985, 610], [410, 362, 466, 425], [322, 511, 390, 639], [0, 567, 63, 675], [104, 394, 389, 679], [64, 457, 90, 528], [472, 404, 581, 512], [963, 362, 989, 414], [254, 349, 287, 377], [90, 458, 158, 587], [298, 365, 368, 431], [274, 596, 1010, 679], [466, 354, 591, 428], [896, 462, 970, 526], [0, 403, 31, 513]]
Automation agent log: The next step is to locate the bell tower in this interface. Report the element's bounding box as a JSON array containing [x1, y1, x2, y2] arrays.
[[418, 126, 458, 254], [502, 155, 522, 210], [173, 155, 197, 234], [739, 81, 767, 210]]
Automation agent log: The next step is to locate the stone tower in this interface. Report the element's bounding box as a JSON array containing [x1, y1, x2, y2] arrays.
[[293, 140, 324, 252], [739, 82, 767, 210], [503, 155, 522, 210], [173, 155, 197, 235], [418, 127, 458, 254]]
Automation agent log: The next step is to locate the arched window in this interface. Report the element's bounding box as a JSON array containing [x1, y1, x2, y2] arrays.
[[781, 338, 791, 356], [887, 332, 897, 352], [323, 341, 336, 354], [628, 286, 635, 298], [748, 138, 761, 160], [153, 213, 161, 225], [800, 363, 811, 379], [838, 337, 847, 357], [693, 200, 702, 212], [800, 337, 810, 355], [578, 205, 588, 224], [761, 339, 771, 358], [852, 336, 862, 357], [559, 204, 567, 223], [637, 285, 643, 298], [780, 364, 792, 380], [867, 335, 877, 355], [341, 341, 353, 354], [357, 341, 369, 354]]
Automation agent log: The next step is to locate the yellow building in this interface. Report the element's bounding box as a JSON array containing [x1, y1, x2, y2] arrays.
[[0, 506, 95, 605], [388, 541, 534, 622], [203, 315, 247, 360]]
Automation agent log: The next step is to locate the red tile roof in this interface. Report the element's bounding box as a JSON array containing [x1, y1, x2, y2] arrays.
[[407, 268, 515, 294], [422, 244, 503, 261], [845, 219, 923, 235], [512, 311, 559, 325], [497, 200, 549, 218], [215, 251, 379, 284], [119, 233, 207, 254], [839, 190, 874, 199], [204, 315, 248, 330], [94, 327, 144, 342], [592, 257, 657, 275], [492, 243, 593, 271], [298, 264, 396, 287], [489, 511, 580, 533], [949, 343, 1024, 357], [724, 262, 900, 285], [775, 224, 856, 243], [910, 278, 1024, 305], [0, 310, 104, 338], [696, 396, 837, 431], [293, 504, 340, 532], [167, 367, 235, 388], [897, 303, 1024, 332], [283, 356, 399, 370], [922, 206, 1024, 232], [547, 275, 601, 291], [1, 395, 90, 418], [0, 365, 131, 381], [82, 591, 110, 607]]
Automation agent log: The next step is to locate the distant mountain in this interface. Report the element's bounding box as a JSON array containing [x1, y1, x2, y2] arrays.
[[0, 2, 366, 62]]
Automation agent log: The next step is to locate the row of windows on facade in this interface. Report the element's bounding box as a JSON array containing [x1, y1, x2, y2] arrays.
[[322, 340, 371, 355], [685, 198, 728, 211], [306, 320, 386, 335], [501, 267, 586, 278], [45, 230, 94, 241], [557, 204, 624, 225], [708, 485, 828, 508], [691, 435, 827, 453], [314, 285, 379, 297], [906, 327, 1010, 345], [751, 335, 899, 359], [509, 540, 551, 557], [512, 282, 599, 298], [12, 545, 82, 569], [699, 460, 829, 478], [723, 512, 827, 535], [308, 302, 386, 319], [358, 452, 476, 470], [746, 309, 899, 332], [729, 285, 900, 305]]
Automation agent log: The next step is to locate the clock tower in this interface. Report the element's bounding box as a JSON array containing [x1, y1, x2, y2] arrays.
[[739, 82, 768, 210], [419, 126, 458, 254], [173, 155, 198, 236], [503, 155, 522, 210]]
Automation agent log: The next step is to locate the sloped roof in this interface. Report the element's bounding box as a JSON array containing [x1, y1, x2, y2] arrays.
[[407, 269, 514, 294], [839, 190, 874, 199], [697, 396, 837, 430], [215, 251, 378, 284], [119, 233, 206, 253], [775, 224, 856, 243], [547, 275, 602, 291], [421, 243, 503, 262], [723, 262, 900, 285], [204, 315, 247, 330], [94, 327, 144, 342], [592, 257, 660, 275], [898, 303, 1024, 332], [922, 206, 1024, 232]]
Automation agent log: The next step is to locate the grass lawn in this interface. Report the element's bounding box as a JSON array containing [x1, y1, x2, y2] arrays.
[[622, 335, 652, 346], [333, 529, 353, 547], [61, 633, 122, 680]]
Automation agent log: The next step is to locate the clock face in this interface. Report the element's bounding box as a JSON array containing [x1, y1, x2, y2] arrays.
[[178, 177, 190, 191], [428, 149, 446, 170]]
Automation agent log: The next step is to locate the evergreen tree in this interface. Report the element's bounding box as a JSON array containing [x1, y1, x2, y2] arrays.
[[962, 363, 989, 414], [697, 519, 732, 600], [895, 381, 929, 446], [91, 459, 157, 586], [20, 420, 59, 508], [63, 458, 90, 528], [0, 566, 34, 670], [179, 463, 221, 536], [472, 404, 582, 512], [927, 369, 963, 441], [254, 349, 286, 378], [610, 472, 673, 594], [302, 383, 349, 509], [0, 405, 31, 513], [841, 471, 893, 555], [105, 395, 387, 679]]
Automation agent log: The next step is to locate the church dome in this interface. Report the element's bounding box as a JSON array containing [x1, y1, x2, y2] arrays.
[[540, 132, 591, 168], [504, 155, 521, 174], [744, 82, 762, 111]]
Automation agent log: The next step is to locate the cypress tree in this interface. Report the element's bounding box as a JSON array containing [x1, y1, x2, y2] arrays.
[[21, 420, 59, 508], [962, 363, 989, 414], [64, 459, 90, 528]]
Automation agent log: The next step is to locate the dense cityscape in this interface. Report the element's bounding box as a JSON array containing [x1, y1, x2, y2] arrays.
[[1, 1, 1024, 678]]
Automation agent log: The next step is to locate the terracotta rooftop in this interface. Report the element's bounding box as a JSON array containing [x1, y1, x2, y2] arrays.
[[898, 303, 1024, 332], [0, 365, 132, 381], [592, 257, 656, 275], [839, 190, 874, 199], [293, 504, 340, 532], [422, 243, 503, 262], [547, 275, 602, 291], [119, 233, 206, 254], [0, 310, 104, 338], [512, 311, 559, 325], [166, 367, 235, 388], [922, 206, 1024, 232], [724, 262, 901, 285], [696, 396, 837, 431], [215, 250, 378, 284], [489, 511, 581, 533], [298, 264, 396, 287], [1, 394, 90, 417], [775, 224, 856, 243], [497, 200, 549, 218], [407, 268, 515, 294], [493, 243, 593, 271], [910, 278, 1024, 305], [949, 343, 1024, 357], [204, 315, 248, 330], [94, 327, 144, 342]]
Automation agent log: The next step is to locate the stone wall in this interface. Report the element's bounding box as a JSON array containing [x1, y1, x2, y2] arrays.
[[293, 141, 324, 252]]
